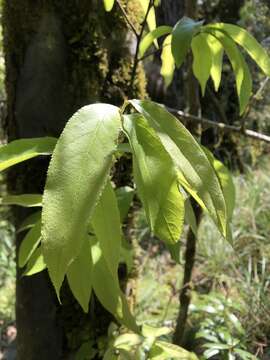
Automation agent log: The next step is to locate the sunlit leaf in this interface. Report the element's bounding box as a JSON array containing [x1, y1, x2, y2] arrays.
[[18, 220, 41, 268], [184, 197, 198, 236], [191, 33, 212, 95], [149, 340, 198, 359], [103, 0, 115, 12], [130, 100, 227, 238], [139, 26, 172, 57], [142, 324, 172, 338], [138, 0, 157, 35], [67, 236, 93, 312], [23, 247, 46, 276], [206, 33, 224, 91], [123, 114, 185, 244], [172, 17, 203, 68], [161, 35, 175, 87], [0, 137, 56, 172], [42, 104, 121, 296], [2, 194, 42, 207]]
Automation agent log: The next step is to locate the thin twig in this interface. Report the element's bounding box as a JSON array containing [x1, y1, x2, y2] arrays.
[[116, 0, 139, 38], [167, 106, 270, 144]]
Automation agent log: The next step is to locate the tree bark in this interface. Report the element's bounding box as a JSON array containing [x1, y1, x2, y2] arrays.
[[3, 1, 145, 358]]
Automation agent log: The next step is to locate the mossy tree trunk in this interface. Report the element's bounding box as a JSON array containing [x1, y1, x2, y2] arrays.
[[3, 1, 145, 358]]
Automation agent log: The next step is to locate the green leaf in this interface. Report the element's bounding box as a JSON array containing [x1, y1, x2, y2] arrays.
[[0, 137, 56, 172], [166, 241, 181, 264], [206, 23, 270, 76], [123, 114, 185, 244], [184, 197, 198, 236], [91, 181, 122, 275], [23, 247, 46, 276], [161, 35, 175, 87], [103, 0, 115, 12], [18, 219, 41, 268], [91, 237, 139, 332], [138, 0, 157, 35], [142, 324, 172, 338], [130, 100, 227, 238], [172, 17, 203, 68], [67, 236, 93, 313], [115, 186, 135, 222], [191, 33, 212, 95], [139, 26, 172, 57], [149, 341, 198, 359], [206, 33, 224, 91], [17, 211, 41, 233], [205, 28, 252, 114], [2, 194, 42, 207], [42, 104, 121, 296]]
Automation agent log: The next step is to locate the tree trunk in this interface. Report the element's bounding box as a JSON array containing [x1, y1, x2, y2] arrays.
[[3, 1, 145, 358]]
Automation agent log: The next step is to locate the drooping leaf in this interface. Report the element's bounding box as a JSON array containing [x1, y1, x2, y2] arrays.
[[103, 0, 115, 12], [130, 100, 227, 237], [42, 104, 121, 296], [2, 194, 42, 207], [167, 241, 181, 264], [67, 236, 93, 313], [138, 0, 157, 35], [205, 33, 224, 91], [91, 181, 122, 275], [161, 35, 175, 87], [123, 114, 185, 244], [206, 23, 270, 76], [205, 28, 252, 114], [191, 33, 212, 95], [90, 237, 139, 332], [115, 186, 135, 221], [0, 137, 56, 172], [139, 26, 172, 57], [172, 17, 203, 68], [23, 247, 47, 276], [18, 220, 41, 268], [17, 211, 41, 233], [149, 340, 198, 359]]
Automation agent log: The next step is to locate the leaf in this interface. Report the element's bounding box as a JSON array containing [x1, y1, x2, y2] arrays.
[[123, 114, 185, 244], [42, 104, 121, 296], [138, 0, 157, 35], [191, 33, 212, 95], [172, 17, 203, 68], [103, 0, 115, 12], [142, 324, 172, 338], [139, 26, 172, 57], [91, 181, 122, 275], [149, 340, 198, 359], [161, 35, 175, 87], [17, 211, 41, 233], [130, 100, 227, 238], [67, 236, 93, 313], [205, 28, 252, 114], [23, 247, 47, 276], [184, 197, 198, 236], [206, 23, 270, 76], [115, 186, 135, 221], [206, 33, 224, 91], [2, 194, 42, 207], [0, 137, 56, 172], [167, 241, 181, 264], [18, 219, 41, 268], [91, 237, 139, 332]]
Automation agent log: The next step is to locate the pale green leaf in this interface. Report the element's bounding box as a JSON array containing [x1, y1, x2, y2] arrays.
[[0, 137, 56, 172], [123, 114, 185, 244], [2, 194, 42, 207], [130, 100, 227, 238], [139, 26, 172, 57], [23, 247, 46, 276], [142, 324, 172, 338], [114, 333, 142, 348], [138, 0, 157, 35], [115, 186, 135, 221], [161, 35, 175, 87], [18, 219, 41, 268], [206, 33, 224, 91], [206, 23, 270, 76], [103, 0, 115, 12], [191, 33, 212, 95], [185, 197, 198, 236], [205, 28, 252, 114], [91, 238, 139, 332], [17, 211, 41, 233], [172, 17, 203, 68], [67, 236, 93, 313], [149, 340, 198, 359], [91, 181, 122, 275], [42, 104, 121, 296]]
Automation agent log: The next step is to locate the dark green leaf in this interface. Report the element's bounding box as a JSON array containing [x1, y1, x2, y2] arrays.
[[18, 220, 41, 268], [115, 186, 135, 222], [184, 198, 198, 236], [17, 211, 41, 233]]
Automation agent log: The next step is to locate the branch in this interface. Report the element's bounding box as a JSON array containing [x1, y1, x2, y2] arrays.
[[116, 0, 139, 38], [167, 106, 270, 144]]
